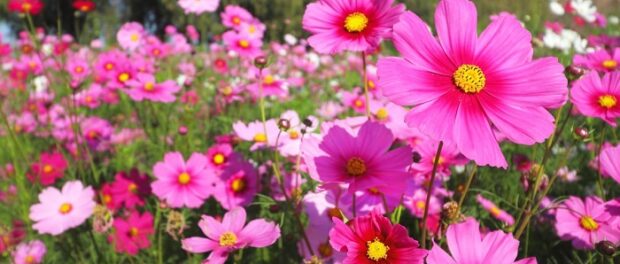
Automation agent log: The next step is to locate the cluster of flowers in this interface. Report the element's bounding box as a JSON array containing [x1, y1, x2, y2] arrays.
[[0, 0, 619, 263]]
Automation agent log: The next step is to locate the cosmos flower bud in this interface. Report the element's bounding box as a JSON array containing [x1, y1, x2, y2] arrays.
[[302, 118, 313, 128], [178, 125, 188, 135], [595, 240, 617, 256], [254, 55, 268, 69], [278, 118, 291, 131], [441, 201, 463, 224], [573, 126, 589, 140], [165, 210, 186, 241]]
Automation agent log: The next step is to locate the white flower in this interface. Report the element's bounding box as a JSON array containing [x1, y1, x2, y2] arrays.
[[571, 0, 597, 22], [284, 34, 298, 46], [542, 28, 587, 54], [549, 1, 565, 16], [609, 16, 619, 25]]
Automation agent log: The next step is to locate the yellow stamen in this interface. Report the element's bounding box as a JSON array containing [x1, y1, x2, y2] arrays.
[[130, 33, 140, 42], [219, 231, 238, 247], [178, 172, 191, 185], [354, 99, 364, 108], [118, 73, 130, 82], [598, 94, 617, 109], [213, 153, 226, 165], [128, 183, 138, 193], [490, 206, 502, 217], [344, 12, 369, 33], [105, 63, 114, 70], [453, 64, 486, 93], [59, 203, 73, 214], [75, 66, 84, 73], [42, 164, 54, 174], [288, 130, 300, 140], [238, 40, 250, 48], [232, 17, 241, 25], [254, 133, 267, 143], [602, 59, 617, 70], [376, 108, 388, 120], [579, 216, 599, 231], [346, 157, 366, 177], [144, 82, 155, 91], [263, 75, 275, 85], [230, 178, 246, 193], [221, 86, 233, 96], [415, 200, 426, 210], [129, 227, 139, 237], [22, 3, 32, 12], [366, 238, 389, 261]]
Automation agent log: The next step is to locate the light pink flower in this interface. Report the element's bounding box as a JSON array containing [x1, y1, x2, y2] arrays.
[[427, 218, 537, 264], [29, 181, 96, 235], [151, 152, 214, 208], [220, 5, 253, 30], [12, 240, 46, 264], [222, 30, 262, 59], [599, 144, 620, 184], [476, 194, 515, 225], [124, 73, 181, 103], [178, 0, 219, 15], [555, 196, 620, 249], [117, 22, 145, 51], [573, 48, 620, 72], [182, 207, 281, 264]]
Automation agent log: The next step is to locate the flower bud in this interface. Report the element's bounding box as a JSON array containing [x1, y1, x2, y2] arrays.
[[178, 125, 188, 135], [595, 240, 617, 256], [278, 118, 291, 131], [573, 126, 589, 140], [254, 55, 268, 69]]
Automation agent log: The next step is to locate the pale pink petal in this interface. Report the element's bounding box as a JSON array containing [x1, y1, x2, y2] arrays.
[[238, 219, 280, 248], [181, 237, 218, 253]]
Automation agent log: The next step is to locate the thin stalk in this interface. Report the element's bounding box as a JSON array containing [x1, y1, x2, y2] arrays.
[[595, 126, 607, 200], [420, 141, 444, 249], [457, 164, 478, 210], [361, 51, 371, 117]]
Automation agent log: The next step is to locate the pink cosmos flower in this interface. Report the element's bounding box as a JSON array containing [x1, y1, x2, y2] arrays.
[[205, 143, 239, 171], [178, 0, 219, 14], [182, 207, 281, 264], [476, 194, 515, 225], [405, 188, 442, 218], [110, 211, 154, 255], [378, 0, 567, 168], [247, 71, 287, 98], [81, 116, 112, 152], [571, 71, 620, 126], [152, 152, 214, 208], [304, 189, 352, 228], [573, 48, 619, 72], [329, 211, 427, 263], [124, 73, 181, 103], [599, 144, 620, 184], [222, 30, 263, 59], [212, 160, 257, 210], [117, 22, 145, 51], [27, 151, 67, 186], [302, 0, 404, 54], [427, 218, 537, 264], [75, 84, 103, 109], [411, 140, 465, 176], [555, 196, 620, 249], [232, 120, 280, 151], [12, 240, 46, 264], [29, 181, 96, 235], [221, 5, 253, 30], [65, 56, 90, 84], [110, 170, 151, 209], [302, 121, 412, 194]]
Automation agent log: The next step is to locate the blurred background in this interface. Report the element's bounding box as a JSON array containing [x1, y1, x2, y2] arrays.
[[0, 0, 618, 43]]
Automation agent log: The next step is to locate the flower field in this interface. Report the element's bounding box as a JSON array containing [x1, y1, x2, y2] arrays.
[[1, 0, 620, 263]]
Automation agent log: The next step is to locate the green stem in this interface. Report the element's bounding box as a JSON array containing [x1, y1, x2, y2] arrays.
[[457, 164, 478, 210], [420, 141, 443, 249], [361, 51, 371, 117]]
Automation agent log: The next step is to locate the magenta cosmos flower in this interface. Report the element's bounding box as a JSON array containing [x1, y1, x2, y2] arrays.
[[302, 0, 404, 54], [427, 218, 537, 264], [29, 181, 96, 235], [573, 48, 620, 72], [555, 196, 620, 249], [221, 5, 253, 30], [378, 0, 567, 168], [12, 240, 46, 264], [329, 211, 427, 263], [182, 207, 281, 264], [110, 211, 154, 255], [212, 160, 257, 210], [599, 144, 620, 184], [571, 71, 620, 126], [27, 151, 67, 186], [151, 152, 214, 208], [124, 73, 181, 103], [178, 0, 219, 14], [222, 30, 262, 59], [302, 121, 411, 194]]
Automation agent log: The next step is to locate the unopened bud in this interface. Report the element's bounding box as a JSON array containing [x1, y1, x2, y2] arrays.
[[595, 240, 617, 256], [278, 119, 291, 131], [302, 118, 313, 127], [254, 55, 268, 69], [573, 127, 589, 140]]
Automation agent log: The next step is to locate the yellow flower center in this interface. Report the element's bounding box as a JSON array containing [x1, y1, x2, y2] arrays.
[[22, 3, 32, 12], [453, 64, 486, 93], [213, 153, 226, 165], [288, 130, 300, 140], [368, 187, 381, 195], [415, 200, 426, 210], [232, 17, 241, 25], [144, 82, 155, 91], [118, 73, 130, 82], [103, 194, 112, 204], [366, 238, 389, 261], [128, 183, 138, 193], [25, 255, 35, 264], [129, 227, 139, 237], [344, 12, 369, 33], [178, 172, 191, 185], [490, 206, 502, 217], [354, 99, 364, 108], [85, 96, 93, 103], [105, 63, 114, 70], [59, 203, 73, 214], [219, 231, 238, 247], [238, 40, 250, 48], [249, 25, 256, 33], [580, 216, 599, 231], [598, 94, 617, 109], [264, 75, 275, 85], [346, 157, 366, 177], [75, 66, 84, 73], [87, 130, 99, 139], [254, 133, 267, 143], [318, 242, 333, 257], [230, 178, 246, 193], [42, 164, 54, 174], [130, 33, 140, 42], [376, 108, 389, 120], [221, 86, 233, 96], [368, 80, 376, 89], [152, 49, 161, 56], [602, 59, 617, 70]]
